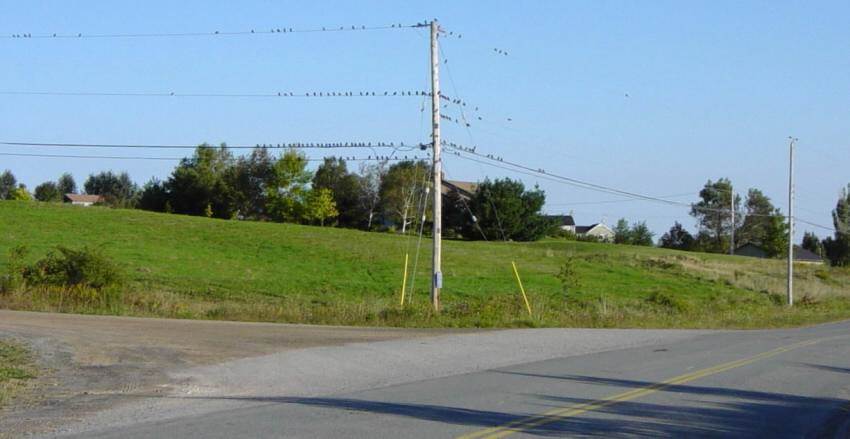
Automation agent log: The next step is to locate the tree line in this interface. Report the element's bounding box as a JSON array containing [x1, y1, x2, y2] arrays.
[[1, 144, 556, 240], [655, 177, 850, 267], [4, 155, 850, 264]]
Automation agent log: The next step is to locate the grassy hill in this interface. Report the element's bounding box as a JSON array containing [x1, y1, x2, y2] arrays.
[[1, 201, 849, 328]]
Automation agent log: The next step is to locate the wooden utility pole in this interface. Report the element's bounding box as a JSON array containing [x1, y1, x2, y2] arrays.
[[787, 137, 797, 306], [430, 20, 442, 311], [730, 184, 735, 256]]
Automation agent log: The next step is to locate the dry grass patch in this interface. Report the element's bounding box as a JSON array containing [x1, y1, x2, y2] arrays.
[[0, 340, 36, 408]]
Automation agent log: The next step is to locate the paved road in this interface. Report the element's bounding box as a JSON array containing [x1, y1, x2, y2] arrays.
[[72, 320, 850, 438]]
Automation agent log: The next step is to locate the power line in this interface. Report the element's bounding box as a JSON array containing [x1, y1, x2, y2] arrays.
[[0, 151, 422, 162], [443, 142, 696, 207], [795, 218, 838, 233], [445, 145, 785, 219], [3, 22, 429, 40], [0, 141, 421, 150], [0, 90, 437, 99], [546, 192, 697, 206]]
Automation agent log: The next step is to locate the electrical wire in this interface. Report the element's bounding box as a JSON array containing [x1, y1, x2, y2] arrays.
[[795, 218, 838, 233], [0, 151, 422, 162], [0, 90, 434, 99], [0, 141, 420, 150], [4, 22, 429, 40]]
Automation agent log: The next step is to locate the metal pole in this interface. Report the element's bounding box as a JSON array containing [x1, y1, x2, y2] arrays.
[[730, 184, 735, 256], [430, 20, 442, 311], [787, 137, 796, 306]]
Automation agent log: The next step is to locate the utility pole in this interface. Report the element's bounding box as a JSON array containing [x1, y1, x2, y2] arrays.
[[430, 20, 442, 311], [730, 184, 735, 256], [787, 137, 797, 306]]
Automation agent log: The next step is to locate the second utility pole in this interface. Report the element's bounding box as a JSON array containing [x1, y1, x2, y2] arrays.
[[430, 20, 442, 311], [787, 136, 797, 306]]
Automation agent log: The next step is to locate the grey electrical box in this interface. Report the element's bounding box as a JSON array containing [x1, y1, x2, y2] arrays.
[[434, 272, 443, 288]]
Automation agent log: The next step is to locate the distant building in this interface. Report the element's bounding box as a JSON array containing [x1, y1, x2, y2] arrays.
[[441, 180, 478, 200], [793, 246, 824, 264], [734, 243, 823, 264], [546, 215, 576, 233], [575, 223, 615, 242], [63, 193, 103, 207], [734, 243, 768, 258], [546, 214, 614, 241]]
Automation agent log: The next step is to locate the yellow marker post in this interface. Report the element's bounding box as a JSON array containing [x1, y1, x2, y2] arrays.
[[511, 261, 532, 316], [399, 253, 409, 307]]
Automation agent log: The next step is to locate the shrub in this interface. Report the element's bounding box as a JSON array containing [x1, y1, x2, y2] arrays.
[[646, 291, 688, 312], [0, 245, 29, 293], [22, 246, 122, 291], [555, 258, 581, 296], [549, 228, 577, 240]]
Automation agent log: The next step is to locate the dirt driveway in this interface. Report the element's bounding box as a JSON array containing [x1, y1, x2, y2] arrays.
[[0, 310, 462, 437]]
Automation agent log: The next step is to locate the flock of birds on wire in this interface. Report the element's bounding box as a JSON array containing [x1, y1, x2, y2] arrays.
[[440, 140, 548, 174], [6, 22, 425, 39], [321, 155, 424, 162], [252, 141, 415, 149], [5, 21, 511, 57], [7, 18, 513, 166]]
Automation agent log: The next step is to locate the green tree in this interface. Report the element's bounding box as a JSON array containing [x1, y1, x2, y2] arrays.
[[760, 214, 789, 258], [138, 178, 169, 212], [304, 188, 339, 226], [801, 232, 823, 257], [57, 173, 77, 195], [452, 178, 554, 241], [630, 221, 655, 246], [313, 157, 364, 228], [34, 181, 62, 202], [84, 171, 139, 207], [358, 162, 386, 230], [166, 144, 236, 218], [266, 149, 312, 223], [227, 147, 275, 220], [0, 170, 17, 200], [10, 186, 31, 201], [824, 184, 850, 266], [379, 160, 430, 232], [659, 222, 695, 250], [737, 188, 788, 256], [690, 178, 741, 253], [612, 218, 632, 244]]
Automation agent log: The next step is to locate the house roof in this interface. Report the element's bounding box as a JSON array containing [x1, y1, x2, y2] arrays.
[[793, 245, 823, 262], [64, 193, 103, 203], [575, 223, 600, 234], [575, 223, 614, 235], [441, 180, 478, 198], [735, 243, 764, 252], [736, 243, 823, 262], [545, 215, 575, 226]]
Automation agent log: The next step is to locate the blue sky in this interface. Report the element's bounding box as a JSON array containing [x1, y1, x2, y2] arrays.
[[1, 1, 848, 240]]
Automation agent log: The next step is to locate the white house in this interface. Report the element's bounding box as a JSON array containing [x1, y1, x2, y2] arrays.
[[575, 223, 615, 241], [547, 214, 615, 241]]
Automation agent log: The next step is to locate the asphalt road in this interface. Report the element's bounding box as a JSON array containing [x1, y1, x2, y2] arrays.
[[72, 320, 850, 438]]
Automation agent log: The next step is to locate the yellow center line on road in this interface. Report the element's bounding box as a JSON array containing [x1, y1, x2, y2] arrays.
[[457, 338, 827, 439]]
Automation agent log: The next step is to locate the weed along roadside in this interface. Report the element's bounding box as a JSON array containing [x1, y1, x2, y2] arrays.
[[0, 339, 37, 409], [1, 201, 849, 329]]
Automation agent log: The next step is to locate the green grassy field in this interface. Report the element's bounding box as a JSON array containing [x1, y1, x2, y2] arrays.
[[1, 201, 849, 328]]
